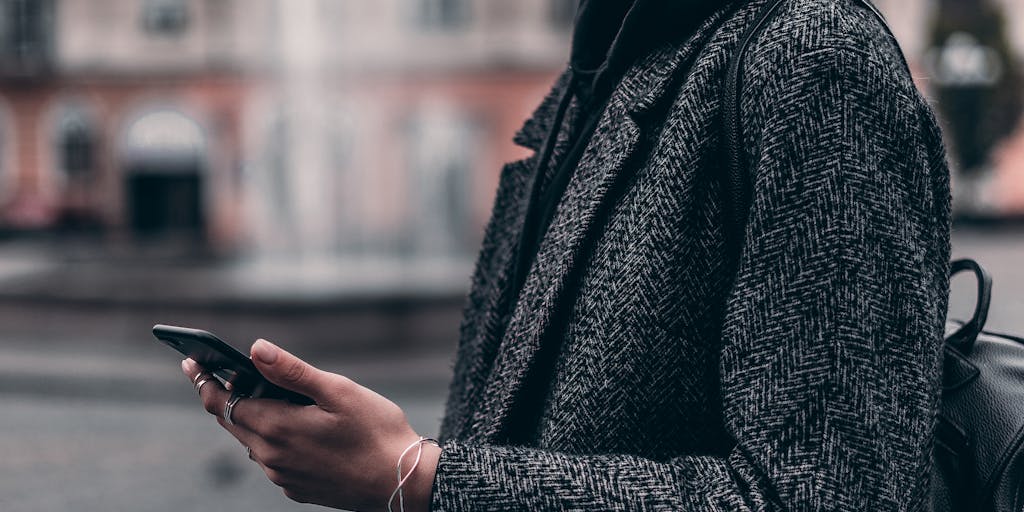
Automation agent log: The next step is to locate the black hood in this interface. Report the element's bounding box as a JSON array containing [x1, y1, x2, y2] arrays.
[[570, 0, 733, 105]]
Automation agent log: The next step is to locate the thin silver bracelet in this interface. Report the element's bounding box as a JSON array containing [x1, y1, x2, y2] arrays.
[[387, 436, 440, 512]]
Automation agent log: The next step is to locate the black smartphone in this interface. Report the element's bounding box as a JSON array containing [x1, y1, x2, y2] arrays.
[[152, 324, 314, 405]]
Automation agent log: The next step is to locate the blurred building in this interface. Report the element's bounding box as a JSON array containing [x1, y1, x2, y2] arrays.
[[1, 0, 1024, 265], [0, 0, 573, 260], [244, 0, 575, 260], [0, 0, 270, 252]]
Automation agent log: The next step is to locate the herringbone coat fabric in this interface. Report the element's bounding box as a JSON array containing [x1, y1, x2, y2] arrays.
[[432, 0, 952, 510]]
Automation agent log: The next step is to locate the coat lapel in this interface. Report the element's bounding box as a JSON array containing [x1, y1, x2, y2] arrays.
[[440, 71, 572, 442], [471, 25, 723, 440]]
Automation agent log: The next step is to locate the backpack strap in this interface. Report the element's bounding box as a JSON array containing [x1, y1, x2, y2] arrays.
[[947, 259, 993, 353], [720, 0, 909, 254], [721, 0, 788, 255]]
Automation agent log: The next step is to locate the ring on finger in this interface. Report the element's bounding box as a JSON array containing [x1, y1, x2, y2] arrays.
[[192, 371, 210, 386], [224, 392, 246, 426], [194, 377, 214, 395], [246, 446, 253, 460]]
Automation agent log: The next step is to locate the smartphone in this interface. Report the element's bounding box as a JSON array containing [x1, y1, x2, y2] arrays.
[[152, 324, 314, 405]]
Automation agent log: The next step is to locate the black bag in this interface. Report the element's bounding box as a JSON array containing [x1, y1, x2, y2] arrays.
[[723, 1, 1024, 509], [935, 260, 1024, 510]]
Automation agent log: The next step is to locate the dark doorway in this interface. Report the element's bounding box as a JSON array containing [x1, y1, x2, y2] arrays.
[[126, 168, 205, 240]]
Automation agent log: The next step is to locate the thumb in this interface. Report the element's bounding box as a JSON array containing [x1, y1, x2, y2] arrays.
[[251, 338, 336, 405]]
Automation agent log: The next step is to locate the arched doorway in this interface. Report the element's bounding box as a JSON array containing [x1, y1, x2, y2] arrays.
[[120, 108, 207, 242], [45, 99, 101, 230]]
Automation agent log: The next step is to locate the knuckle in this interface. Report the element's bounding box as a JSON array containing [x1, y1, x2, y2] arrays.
[[332, 374, 357, 393], [282, 360, 307, 384], [260, 447, 286, 470], [331, 373, 352, 387], [259, 420, 287, 442], [385, 401, 405, 420], [318, 374, 354, 404], [264, 468, 287, 487], [283, 489, 309, 504], [202, 394, 221, 415]]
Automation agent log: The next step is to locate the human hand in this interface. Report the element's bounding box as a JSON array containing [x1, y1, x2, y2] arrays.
[[181, 339, 440, 512]]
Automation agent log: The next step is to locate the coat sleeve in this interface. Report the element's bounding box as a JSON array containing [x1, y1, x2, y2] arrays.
[[429, 38, 951, 512]]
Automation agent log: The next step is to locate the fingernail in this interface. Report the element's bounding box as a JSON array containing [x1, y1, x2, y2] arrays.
[[252, 339, 279, 365], [182, 359, 195, 373]]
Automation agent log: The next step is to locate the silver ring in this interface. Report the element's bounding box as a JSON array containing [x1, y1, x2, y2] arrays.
[[194, 377, 213, 395], [224, 393, 246, 426], [246, 446, 253, 459], [192, 371, 210, 386]]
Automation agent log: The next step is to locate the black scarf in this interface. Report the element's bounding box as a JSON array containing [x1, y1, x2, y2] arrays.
[[570, 0, 732, 106]]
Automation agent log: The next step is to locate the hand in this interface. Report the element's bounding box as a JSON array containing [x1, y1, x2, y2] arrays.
[[181, 339, 440, 512]]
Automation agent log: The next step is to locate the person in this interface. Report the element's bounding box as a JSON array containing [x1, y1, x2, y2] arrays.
[[181, 0, 952, 510]]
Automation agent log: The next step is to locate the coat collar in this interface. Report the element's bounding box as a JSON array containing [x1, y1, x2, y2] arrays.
[[512, 43, 697, 153], [471, 10, 734, 442]]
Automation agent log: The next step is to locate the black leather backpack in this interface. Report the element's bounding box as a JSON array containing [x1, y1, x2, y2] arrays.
[[724, 0, 1024, 509], [934, 260, 1024, 510]]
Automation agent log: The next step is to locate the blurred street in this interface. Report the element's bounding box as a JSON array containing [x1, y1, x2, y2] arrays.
[[0, 346, 451, 512], [0, 228, 1018, 511], [0, 379, 449, 512], [0, 0, 1019, 510]]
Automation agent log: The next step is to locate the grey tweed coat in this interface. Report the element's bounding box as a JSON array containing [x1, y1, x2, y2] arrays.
[[432, 0, 952, 510]]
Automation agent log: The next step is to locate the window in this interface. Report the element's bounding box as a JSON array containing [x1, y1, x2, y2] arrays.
[[0, 99, 15, 201], [265, 115, 293, 230], [9, 0, 44, 59], [416, 0, 470, 30], [58, 113, 95, 181], [325, 109, 362, 254], [142, 0, 190, 36], [403, 105, 479, 257], [0, 0, 53, 71]]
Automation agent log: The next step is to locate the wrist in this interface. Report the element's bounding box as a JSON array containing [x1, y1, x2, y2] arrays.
[[400, 442, 440, 512]]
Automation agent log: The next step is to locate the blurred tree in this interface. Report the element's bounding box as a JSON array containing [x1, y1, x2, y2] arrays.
[[929, 0, 1023, 175]]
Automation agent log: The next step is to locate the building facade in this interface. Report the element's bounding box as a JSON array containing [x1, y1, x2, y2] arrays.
[[0, 0, 574, 260], [0, 0, 274, 254], [0, 0, 1022, 264]]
